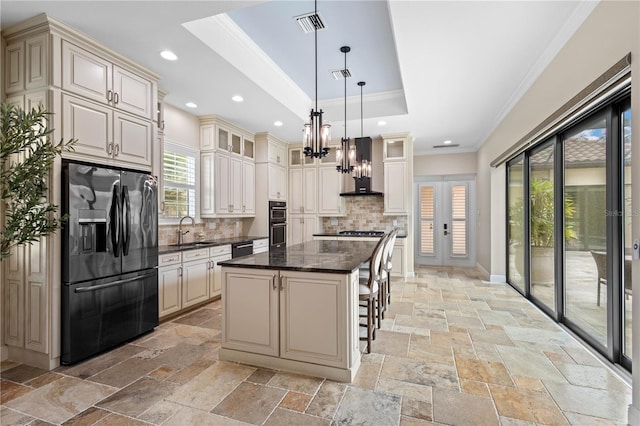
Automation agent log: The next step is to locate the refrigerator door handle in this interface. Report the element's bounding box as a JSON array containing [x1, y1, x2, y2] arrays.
[[110, 185, 121, 257], [74, 271, 157, 293], [122, 185, 131, 256]]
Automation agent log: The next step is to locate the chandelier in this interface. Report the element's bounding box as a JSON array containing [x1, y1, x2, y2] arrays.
[[303, 0, 330, 158], [336, 46, 356, 173], [353, 81, 371, 179]]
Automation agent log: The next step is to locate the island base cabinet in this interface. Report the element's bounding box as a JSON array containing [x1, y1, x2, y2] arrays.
[[223, 269, 279, 357], [221, 267, 361, 382], [280, 271, 347, 368]]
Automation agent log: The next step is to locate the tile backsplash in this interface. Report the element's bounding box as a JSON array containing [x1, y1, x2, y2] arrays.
[[159, 218, 246, 246], [321, 196, 407, 234]]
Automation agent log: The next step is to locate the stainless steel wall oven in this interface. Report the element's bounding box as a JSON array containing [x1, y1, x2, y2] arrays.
[[269, 200, 286, 248]]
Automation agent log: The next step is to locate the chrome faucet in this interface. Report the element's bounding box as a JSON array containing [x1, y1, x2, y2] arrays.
[[177, 216, 195, 245]]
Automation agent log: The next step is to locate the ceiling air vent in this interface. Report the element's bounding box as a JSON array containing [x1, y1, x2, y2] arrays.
[[294, 12, 326, 34], [331, 68, 351, 80], [433, 144, 460, 148]]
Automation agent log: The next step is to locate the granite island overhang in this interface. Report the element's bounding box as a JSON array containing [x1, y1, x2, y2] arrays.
[[217, 240, 379, 382]]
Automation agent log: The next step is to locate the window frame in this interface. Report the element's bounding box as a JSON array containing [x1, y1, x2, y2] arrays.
[[160, 140, 200, 224]]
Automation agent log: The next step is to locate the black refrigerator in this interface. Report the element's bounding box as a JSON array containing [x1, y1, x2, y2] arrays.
[[61, 160, 159, 364]]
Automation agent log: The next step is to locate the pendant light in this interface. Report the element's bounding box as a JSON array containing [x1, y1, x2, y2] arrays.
[[353, 81, 371, 179], [336, 46, 356, 173], [303, 0, 330, 158]]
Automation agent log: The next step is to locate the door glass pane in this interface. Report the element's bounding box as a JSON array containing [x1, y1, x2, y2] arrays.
[[529, 143, 555, 310], [508, 156, 525, 292], [218, 128, 228, 150], [420, 185, 435, 255], [231, 134, 242, 155], [564, 115, 607, 347], [622, 107, 632, 359], [450, 185, 467, 256]]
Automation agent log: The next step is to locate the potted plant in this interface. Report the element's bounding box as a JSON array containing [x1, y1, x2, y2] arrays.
[[510, 177, 576, 284], [0, 103, 75, 259]]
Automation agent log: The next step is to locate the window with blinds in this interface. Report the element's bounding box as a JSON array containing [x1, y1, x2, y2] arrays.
[[163, 143, 196, 218], [450, 185, 467, 256], [419, 185, 435, 255]]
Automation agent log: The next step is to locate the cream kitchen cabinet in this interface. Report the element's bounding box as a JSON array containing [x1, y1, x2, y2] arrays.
[[318, 165, 345, 217], [158, 253, 182, 318], [289, 167, 317, 214], [62, 40, 154, 120], [201, 153, 254, 217], [221, 268, 358, 374], [215, 153, 243, 215], [4, 239, 49, 355], [4, 33, 48, 94], [289, 215, 317, 245], [242, 161, 256, 215], [383, 161, 408, 214], [267, 164, 287, 201], [253, 238, 269, 254], [62, 94, 152, 169], [217, 125, 243, 157], [182, 257, 210, 309], [209, 245, 232, 299], [268, 139, 287, 165]]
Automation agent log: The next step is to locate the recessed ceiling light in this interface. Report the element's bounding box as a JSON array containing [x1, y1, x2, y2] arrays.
[[185, 102, 197, 108], [377, 121, 387, 126], [160, 50, 178, 61], [274, 121, 283, 127], [443, 140, 453, 145], [232, 95, 244, 103]]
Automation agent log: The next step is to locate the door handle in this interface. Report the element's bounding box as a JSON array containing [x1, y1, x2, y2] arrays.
[[272, 274, 277, 290], [114, 92, 119, 104], [107, 90, 113, 102], [444, 223, 448, 236]]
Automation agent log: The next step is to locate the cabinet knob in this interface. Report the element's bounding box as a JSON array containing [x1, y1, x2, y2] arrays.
[[114, 92, 120, 104], [107, 143, 113, 155], [114, 144, 120, 156], [107, 90, 113, 102]]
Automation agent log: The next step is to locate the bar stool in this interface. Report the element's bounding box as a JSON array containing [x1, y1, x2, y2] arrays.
[[381, 229, 398, 310], [359, 233, 387, 353]]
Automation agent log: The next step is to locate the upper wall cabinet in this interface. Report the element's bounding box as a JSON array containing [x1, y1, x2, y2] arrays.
[[383, 137, 406, 161], [62, 41, 154, 120], [4, 34, 49, 95]]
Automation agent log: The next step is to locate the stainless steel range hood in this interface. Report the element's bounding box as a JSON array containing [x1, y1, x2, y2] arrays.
[[340, 137, 383, 197]]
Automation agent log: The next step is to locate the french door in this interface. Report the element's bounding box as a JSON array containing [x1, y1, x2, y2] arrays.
[[415, 177, 475, 267]]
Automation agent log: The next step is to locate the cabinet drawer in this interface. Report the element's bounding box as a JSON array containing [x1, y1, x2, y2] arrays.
[[159, 252, 181, 266], [253, 239, 268, 249], [182, 248, 209, 261], [210, 244, 231, 257]]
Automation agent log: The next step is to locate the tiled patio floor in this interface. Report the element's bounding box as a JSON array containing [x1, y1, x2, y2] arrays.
[[0, 265, 632, 425]]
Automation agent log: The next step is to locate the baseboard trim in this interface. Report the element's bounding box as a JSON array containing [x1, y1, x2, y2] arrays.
[[489, 274, 507, 283], [628, 404, 640, 425], [0, 345, 8, 362], [474, 262, 495, 281]]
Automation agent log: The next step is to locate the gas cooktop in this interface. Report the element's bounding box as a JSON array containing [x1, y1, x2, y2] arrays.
[[338, 230, 385, 237]]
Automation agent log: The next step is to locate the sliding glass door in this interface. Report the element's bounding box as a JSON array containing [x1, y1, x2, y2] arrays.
[[507, 155, 525, 293], [529, 142, 556, 313], [563, 112, 608, 347], [505, 92, 631, 370]]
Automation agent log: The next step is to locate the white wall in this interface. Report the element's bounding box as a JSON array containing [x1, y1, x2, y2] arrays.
[[476, 1, 639, 277], [413, 152, 477, 176], [163, 104, 200, 148]]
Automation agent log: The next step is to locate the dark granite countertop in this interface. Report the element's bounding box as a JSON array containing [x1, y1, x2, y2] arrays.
[[313, 233, 407, 239], [158, 236, 268, 255], [218, 240, 378, 274]]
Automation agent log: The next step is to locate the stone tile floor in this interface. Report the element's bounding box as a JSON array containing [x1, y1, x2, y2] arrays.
[[0, 266, 632, 425]]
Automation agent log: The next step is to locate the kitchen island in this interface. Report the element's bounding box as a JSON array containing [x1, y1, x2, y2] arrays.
[[218, 240, 378, 382]]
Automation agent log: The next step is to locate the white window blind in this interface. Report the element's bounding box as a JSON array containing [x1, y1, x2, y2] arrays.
[[163, 142, 197, 219], [450, 185, 467, 256], [420, 185, 435, 255]]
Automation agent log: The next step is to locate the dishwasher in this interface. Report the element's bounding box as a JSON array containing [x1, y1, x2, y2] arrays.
[[231, 241, 254, 258]]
